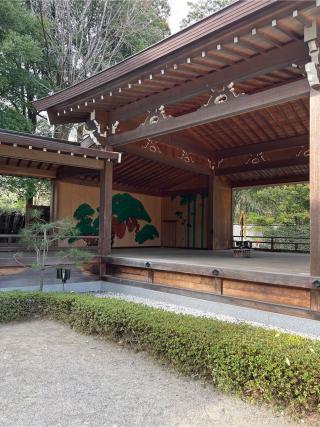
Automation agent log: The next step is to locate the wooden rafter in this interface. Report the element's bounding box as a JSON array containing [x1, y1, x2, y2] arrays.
[[108, 41, 309, 123], [0, 144, 104, 170], [108, 79, 309, 147], [232, 174, 308, 188], [216, 156, 308, 176], [0, 163, 56, 179], [213, 134, 308, 158], [0, 129, 120, 162]]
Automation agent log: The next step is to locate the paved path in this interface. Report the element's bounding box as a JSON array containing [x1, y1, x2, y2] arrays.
[[0, 266, 98, 288], [0, 320, 300, 427]]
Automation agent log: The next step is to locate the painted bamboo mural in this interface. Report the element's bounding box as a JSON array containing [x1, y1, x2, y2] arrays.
[[174, 193, 207, 248]]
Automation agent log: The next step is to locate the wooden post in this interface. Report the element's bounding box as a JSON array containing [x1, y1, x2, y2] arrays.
[[50, 179, 59, 222], [207, 175, 233, 250], [99, 160, 113, 258], [207, 175, 213, 250], [212, 176, 233, 250], [310, 88, 320, 276]]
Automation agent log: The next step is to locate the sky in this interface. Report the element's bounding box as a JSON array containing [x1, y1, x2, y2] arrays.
[[168, 0, 190, 33]]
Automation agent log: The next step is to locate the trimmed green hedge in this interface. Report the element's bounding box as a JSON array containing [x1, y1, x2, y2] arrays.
[[0, 291, 319, 415]]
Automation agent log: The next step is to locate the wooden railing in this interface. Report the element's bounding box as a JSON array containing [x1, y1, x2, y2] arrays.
[[233, 235, 310, 253], [0, 233, 310, 253]]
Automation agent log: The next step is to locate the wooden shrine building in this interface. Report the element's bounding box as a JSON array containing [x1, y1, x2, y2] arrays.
[[2, 0, 320, 319]]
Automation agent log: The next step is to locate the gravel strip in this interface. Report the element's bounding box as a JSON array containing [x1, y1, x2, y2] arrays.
[[96, 291, 320, 341], [0, 320, 301, 427]]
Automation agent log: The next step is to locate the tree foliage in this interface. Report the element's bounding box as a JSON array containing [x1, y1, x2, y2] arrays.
[[0, 175, 50, 207], [15, 210, 92, 290], [180, 0, 234, 28], [30, 0, 170, 90], [0, 0, 170, 210], [0, 0, 50, 130], [233, 184, 309, 228]]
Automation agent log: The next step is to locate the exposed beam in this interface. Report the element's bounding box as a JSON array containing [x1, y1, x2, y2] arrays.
[[0, 164, 56, 179], [216, 156, 308, 176], [152, 133, 309, 163], [108, 79, 309, 147], [0, 145, 104, 170], [113, 182, 163, 196], [118, 133, 310, 178], [57, 167, 98, 179], [121, 144, 211, 176], [232, 174, 308, 188], [0, 129, 120, 162], [213, 135, 309, 158], [108, 41, 309, 123], [161, 133, 214, 158], [47, 110, 89, 125]]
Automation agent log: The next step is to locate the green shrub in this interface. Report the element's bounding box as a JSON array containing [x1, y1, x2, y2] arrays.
[[0, 292, 319, 415]]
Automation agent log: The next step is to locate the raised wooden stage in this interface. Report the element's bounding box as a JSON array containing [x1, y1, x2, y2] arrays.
[[103, 249, 320, 320]]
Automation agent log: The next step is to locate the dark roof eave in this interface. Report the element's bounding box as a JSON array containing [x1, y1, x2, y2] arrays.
[[33, 0, 286, 112], [0, 129, 121, 162]]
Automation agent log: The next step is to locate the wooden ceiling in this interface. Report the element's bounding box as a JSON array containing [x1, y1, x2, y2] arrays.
[[175, 98, 309, 153], [55, 153, 207, 196]]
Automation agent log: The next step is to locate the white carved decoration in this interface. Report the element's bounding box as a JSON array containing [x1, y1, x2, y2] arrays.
[[208, 158, 224, 171], [141, 105, 172, 127], [245, 152, 266, 165], [111, 121, 120, 134], [84, 114, 108, 145], [296, 146, 310, 158], [178, 150, 194, 163], [142, 138, 162, 154], [202, 81, 245, 108]]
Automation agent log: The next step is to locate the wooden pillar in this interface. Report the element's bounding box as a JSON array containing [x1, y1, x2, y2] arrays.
[[310, 88, 320, 276], [99, 160, 113, 257], [212, 176, 233, 250], [206, 175, 214, 250], [50, 179, 59, 222]]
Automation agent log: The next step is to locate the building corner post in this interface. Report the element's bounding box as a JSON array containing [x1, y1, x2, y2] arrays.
[[99, 159, 113, 276]]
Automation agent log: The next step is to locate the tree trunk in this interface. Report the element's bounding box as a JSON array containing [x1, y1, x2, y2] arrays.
[[25, 197, 33, 226], [39, 269, 44, 292]]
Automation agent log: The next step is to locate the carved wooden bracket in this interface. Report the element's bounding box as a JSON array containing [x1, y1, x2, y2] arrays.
[[304, 22, 320, 88], [84, 110, 109, 145], [245, 152, 267, 165], [141, 105, 172, 127], [208, 158, 224, 171], [141, 138, 162, 153], [296, 145, 310, 158], [202, 82, 244, 108]]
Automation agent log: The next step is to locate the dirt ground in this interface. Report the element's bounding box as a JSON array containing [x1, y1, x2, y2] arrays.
[[0, 320, 302, 427]]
